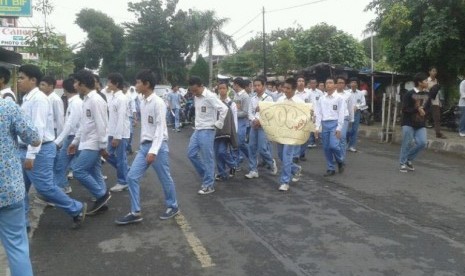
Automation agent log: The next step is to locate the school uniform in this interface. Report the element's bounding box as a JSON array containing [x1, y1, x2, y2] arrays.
[[294, 89, 312, 158], [347, 89, 366, 149], [308, 88, 324, 146], [336, 90, 354, 159]]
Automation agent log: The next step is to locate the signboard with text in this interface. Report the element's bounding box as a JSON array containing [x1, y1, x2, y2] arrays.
[[0, 0, 32, 17], [0, 27, 34, 46]]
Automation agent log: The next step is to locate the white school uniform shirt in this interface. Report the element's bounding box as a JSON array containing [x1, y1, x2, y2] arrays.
[[248, 92, 273, 121], [194, 88, 228, 130], [294, 89, 311, 103], [337, 90, 355, 122], [0, 87, 16, 102], [308, 88, 323, 104], [20, 88, 55, 159], [314, 91, 346, 132], [108, 90, 131, 139], [277, 94, 305, 103], [140, 92, 168, 155], [125, 92, 136, 116], [48, 92, 65, 136], [72, 90, 108, 151], [221, 96, 238, 131], [350, 89, 366, 110], [54, 94, 83, 146]]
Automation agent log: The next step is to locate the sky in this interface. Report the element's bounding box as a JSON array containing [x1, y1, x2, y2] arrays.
[[17, 0, 375, 54]]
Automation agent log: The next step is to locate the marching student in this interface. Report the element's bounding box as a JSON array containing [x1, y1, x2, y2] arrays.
[[276, 77, 303, 191], [314, 77, 346, 177], [40, 76, 64, 138], [294, 76, 311, 161], [187, 76, 227, 195], [347, 77, 366, 152], [307, 78, 323, 148], [68, 69, 111, 215], [232, 77, 251, 169], [245, 77, 278, 179], [0, 66, 16, 102], [115, 70, 179, 224], [18, 64, 86, 229], [106, 73, 131, 193], [123, 82, 137, 155], [214, 81, 238, 181], [167, 84, 184, 132], [53, 78, 83, 194], [335, 76, 354, 160]]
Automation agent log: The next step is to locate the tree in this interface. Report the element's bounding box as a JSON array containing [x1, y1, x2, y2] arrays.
[[186, 10, 236, 88], [293, 23, 368, 69], [189, 55, 209, 83], [75, 8, 126, 75], [125, 0, 188, 84], [366, 0, 465, 103], [220, 51, 261, 77], [273, 39, 297, 77]]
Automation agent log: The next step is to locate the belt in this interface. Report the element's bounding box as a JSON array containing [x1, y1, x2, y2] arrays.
[[42, 141, 53, 145], [141, 140, 152, 145]]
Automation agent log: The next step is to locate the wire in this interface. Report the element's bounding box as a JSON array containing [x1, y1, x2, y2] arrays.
[[231, 11, 261, 37], [267, 0, 330, 13]]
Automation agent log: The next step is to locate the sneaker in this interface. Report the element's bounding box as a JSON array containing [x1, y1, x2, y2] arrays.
[[270, 159, 278, 175], [215, 174, 227, 181], [245, 171, 259, 179], [110, 183, 128, 192], [198, 186, 215, 195], [35, 194, 55, 207], [159, 207, 179, 220], [307, 144, 316, 148], [102, 175, 108, 180], [176, 129, 181, 132], [71, 203, 87, 229], [348, 147, 357, 152], [291, 166, 302, 182], [399, 164, 408, 173], [460, 132, 465, 137], [67, 171, 74, 180], [324, 170, 336, 177], [406, 161, 415, 171], [87, 190, 111, 215], [115, 212, 143, 225], [62, 186, 73, 194], [278, 183, 290, 191], [337, 162, 345, 174], [101, 157, 106, 163], [235, 166, 243, 172]]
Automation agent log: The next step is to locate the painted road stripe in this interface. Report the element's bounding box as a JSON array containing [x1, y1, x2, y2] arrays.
[[174, 213, 215, 268]]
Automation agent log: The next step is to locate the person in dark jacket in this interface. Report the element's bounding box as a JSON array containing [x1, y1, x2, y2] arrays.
[[399, 72, 429, 173]]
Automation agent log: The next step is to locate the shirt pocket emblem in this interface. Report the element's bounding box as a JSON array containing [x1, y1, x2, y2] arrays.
[[148, 116, 154, 124], [333, 105, 337, 111], [201, 106, 206, 113], [86, 109, 91, 117]]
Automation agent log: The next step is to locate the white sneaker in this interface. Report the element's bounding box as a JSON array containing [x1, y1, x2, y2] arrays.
[[278, 184, 290, 191], [348, 147, 357, 152], [460, 132, 465, 137], [307, 144, 316, 148], [245, 171, 259, 179], [67, 171, 74, 180], [110, 183, 128, 192], [270, 159, 278, 175], [62, 186, 73, 194], [102, 175, 108, 180], [291, 166, 302, 182]]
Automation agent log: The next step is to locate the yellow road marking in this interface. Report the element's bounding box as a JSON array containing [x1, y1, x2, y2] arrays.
[[175, 213, 215, 268]]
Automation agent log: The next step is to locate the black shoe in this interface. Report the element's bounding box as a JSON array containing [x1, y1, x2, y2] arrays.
[[87, 191, 111, 215], [299, 156, 307, 162], [72, 203, 87, 229], [229, 168, 236, 177], [87, 204, 109, 216], [337, 162, 345, 174], [324, 170, 336, 177], [293, 157, 300, 163]]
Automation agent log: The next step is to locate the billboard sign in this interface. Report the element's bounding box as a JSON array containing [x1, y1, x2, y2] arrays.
[[0, 27, 34, 47], [0, 0, 32, 17]]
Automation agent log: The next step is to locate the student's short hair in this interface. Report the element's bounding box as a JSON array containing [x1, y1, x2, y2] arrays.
[[0, 66, 11, 84], [285, 77, 297, 90], [18, 64, 42, 85], [309, 77, 317, 82], [233, 77, 245, 88], [349, 77, 359, 84], [266, 81, 275, 86], [326, 77, 337, 83], [413, 72, 428, 86], [253, 77, 266, 86], [41, 76, 56, 87], [63, 78, 76, 93], [107, 73, 124, 90], [171, 84, 178, 89], [296, 75, 306, 82], [428, 66, 437, 72], [188, 76, 203, 87], [336, 76, 346, 83], [74, 69, 96, 89], [136, 70, 157, 89], [243, 79, 251, 86], [217, 80, 229, 87]]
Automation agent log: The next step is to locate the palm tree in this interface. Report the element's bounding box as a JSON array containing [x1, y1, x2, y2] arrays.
[[186, 10, 237, 88]]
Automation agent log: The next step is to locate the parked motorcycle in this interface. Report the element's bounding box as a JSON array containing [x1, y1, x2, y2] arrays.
[[359, 105, 374, 126], [440, 104, 460, 131]]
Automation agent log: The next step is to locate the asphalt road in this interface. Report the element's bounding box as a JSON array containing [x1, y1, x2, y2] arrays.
[[25, 127, 465, 276]]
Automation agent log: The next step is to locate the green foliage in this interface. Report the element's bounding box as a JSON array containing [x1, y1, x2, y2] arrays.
[[189, 55, 209, 83], [366, 0, 465, 104], [75, 8, 126, 75], [220, 51, 261, 77], [273, 39, 297, 76], [293, 23, 367, 69]]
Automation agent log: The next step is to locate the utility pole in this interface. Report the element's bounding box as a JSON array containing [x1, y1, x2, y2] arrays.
[[262, 6, 267, 79]]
